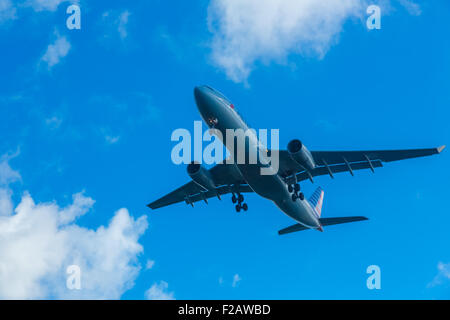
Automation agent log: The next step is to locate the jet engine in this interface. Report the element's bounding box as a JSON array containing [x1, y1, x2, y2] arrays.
[[187, 162, 216, 191], [287, 139, 316, 171]]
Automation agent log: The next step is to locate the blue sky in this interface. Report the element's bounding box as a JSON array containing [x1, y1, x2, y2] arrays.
[[0, 0, 449, 299]]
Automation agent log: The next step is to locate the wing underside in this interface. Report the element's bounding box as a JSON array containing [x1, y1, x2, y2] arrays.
[[148, 182, 252, 209], [148, 146, 444, 210], [278, 146, 444, 182]]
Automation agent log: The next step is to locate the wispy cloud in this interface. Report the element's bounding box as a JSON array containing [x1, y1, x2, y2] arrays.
[[40, 34, 71, 69], [45, 116, 63, 130], [117, 10, 131, 40], [398, 0, 421, 16], [0, 152, 20, 216], [0, 151, 21, 186], [104, 134, 120, 145], [101, 10, 132, 42], [145, 259, 155, 270], [145, 281, 175, 300], [1, 0, 79, 23], [25, 0, 68, 12], [0, 0, 17, 23], [428, 262, 450, 288], [232, 274, 241, 288]]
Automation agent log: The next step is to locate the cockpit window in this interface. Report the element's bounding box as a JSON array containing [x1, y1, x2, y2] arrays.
[[205, 86, 248, 126], [205, 86, 231, 105]]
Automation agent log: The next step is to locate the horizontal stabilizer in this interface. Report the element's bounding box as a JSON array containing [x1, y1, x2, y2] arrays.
[[278, 216, 368, 235], [278, 224, 309, 235]]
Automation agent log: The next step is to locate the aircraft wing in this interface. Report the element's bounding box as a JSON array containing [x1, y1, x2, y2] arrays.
[[149, 146, 444, 209], [147, 163, 253, 210], [278, 145, 445, 183]]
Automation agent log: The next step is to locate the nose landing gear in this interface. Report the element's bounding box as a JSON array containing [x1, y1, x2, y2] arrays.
[[208, 117, 218, 127]]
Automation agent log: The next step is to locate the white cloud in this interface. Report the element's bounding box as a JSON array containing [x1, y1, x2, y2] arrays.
[[398, 0, 421, 16], [208, 0, 365, 82], [428, 262, 450, 288], [101, 10, 132, 41], [0, 153, 21, 186], [232, 273, 241, 287], [0, 189, 14, 216], [25, 0, 68, 12], [145, 281, 175, 300], [45, 116, 63, 130], [41, 35, 71, 69], [145, 259, 155, 270], [105, 135, 120, 145], [207, 0, 422, 83], [1, 0, 80, 23], [0, 0, 17, 23], [118, 10, 131, 40], [0, 156, 149, 299]]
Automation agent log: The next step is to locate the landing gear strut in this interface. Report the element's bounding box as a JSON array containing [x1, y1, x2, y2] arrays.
[[233, 192, 248, 212], [289, 183, 304, 201]]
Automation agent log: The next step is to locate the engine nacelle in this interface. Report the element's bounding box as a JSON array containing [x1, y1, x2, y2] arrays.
[[187, 162, 216, 191], [287, 139, 316, 171]]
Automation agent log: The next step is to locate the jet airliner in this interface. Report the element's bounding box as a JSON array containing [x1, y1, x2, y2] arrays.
[[148, 86, 445, 235]]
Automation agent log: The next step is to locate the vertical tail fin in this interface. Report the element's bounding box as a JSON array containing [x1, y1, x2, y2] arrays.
[[309, 187, 325, 217]]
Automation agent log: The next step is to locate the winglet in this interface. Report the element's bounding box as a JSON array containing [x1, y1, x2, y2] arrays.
[[437, 145, 446, 153]]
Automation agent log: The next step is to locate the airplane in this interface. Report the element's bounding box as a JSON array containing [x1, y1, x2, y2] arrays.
[[148, 85, 445, 235]]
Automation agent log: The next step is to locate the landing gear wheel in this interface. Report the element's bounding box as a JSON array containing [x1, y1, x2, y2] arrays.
[[299, 192, 305, 201], [294, 183, 300, 192], [238, 194, 244, 203], [235, 205, 241, 212], [292, 194, 298, 201], [232, 195, 237, 204], [242, 203, 248, 211], [288, 184, 293, 193]]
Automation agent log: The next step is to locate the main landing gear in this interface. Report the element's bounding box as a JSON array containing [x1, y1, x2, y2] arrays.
[[289, 183, 304, 202], [232, 193, 248, 212]]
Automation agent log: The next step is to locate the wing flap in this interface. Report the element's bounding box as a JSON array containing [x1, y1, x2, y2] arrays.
[[278, 146, 443, 180], [148, 163, 250, 210], [148, 183, 253, 210], [312, 146, 444, 166], [285, 160, 383, 184]]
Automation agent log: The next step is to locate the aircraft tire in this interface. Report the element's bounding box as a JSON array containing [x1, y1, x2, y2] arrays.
[[299, 192, 305, 201], [235, 205, 241, 213], [242, 203, 248, 211]]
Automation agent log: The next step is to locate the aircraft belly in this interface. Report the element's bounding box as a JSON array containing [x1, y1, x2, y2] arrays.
[[236, 164, 284, 200], [276, 198, 319, 228], [235, 164, 319, 228]]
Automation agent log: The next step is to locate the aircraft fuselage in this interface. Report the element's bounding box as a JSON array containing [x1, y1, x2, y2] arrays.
[[194, 86, 321, 230]]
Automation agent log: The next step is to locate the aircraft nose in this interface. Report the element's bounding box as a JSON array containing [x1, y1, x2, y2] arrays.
[[194, 86, 215, 118], [194, 86, 209, 105]]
